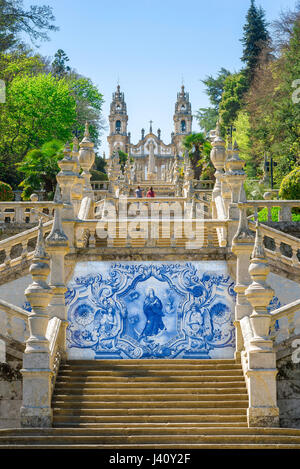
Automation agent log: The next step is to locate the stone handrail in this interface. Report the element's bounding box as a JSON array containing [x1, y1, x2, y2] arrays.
[[270, 299, 300, 344], [0, 298, 29, 344], [46, 317, 64, 396], [0, 202, 57, 224], [74, 218, 228, 249], [0, 220, 53, 274], [248, 221, 300, 271], [240, 200, 300, 222]]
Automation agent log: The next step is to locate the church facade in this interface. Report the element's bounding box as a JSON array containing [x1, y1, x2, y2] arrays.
[[107, 85, 192, 181]]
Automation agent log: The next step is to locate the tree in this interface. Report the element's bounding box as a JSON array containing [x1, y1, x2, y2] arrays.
[[182, 133, 213, 180], [195, 68, 231, 133], [17, 139, 64, 199], [195, 107, 218, 134], [68, 74, 104, 147], [202, 68, 232, 109], [0, 0, 58, 52], [0, 73, 76, 186], [241, 0, 270, 84], [219, 72, 248, 128], [51, 49, 70, 78]]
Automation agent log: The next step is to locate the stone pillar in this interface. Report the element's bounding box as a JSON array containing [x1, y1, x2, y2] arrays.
[[210, 122, 226, 217], [79, 122, 96, 198], [231, 207, 255, 358], [225, 140, 247, 245], [56, 143, 77, 249], [225, 141, 246, 220], [46, 206, 69, 357], [71, 136, 85, 216], [20, 219, 53, 427], [221, 142, 233, 217], [244, 222, 279, 427]]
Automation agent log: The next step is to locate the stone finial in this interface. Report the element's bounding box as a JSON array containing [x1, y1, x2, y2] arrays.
[[34, 218, 48, 260], [46, 207, 68, 246], [78, 122, 95, 195], [24, 219, 52, 354], [53, 184, 62, 204], [84, 121, 90, 138], [251, 221, 265, 260], [232, 207, 255, 246]]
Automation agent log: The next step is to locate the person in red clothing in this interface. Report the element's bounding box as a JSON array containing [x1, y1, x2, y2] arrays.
[[146, 186, 155, 197]]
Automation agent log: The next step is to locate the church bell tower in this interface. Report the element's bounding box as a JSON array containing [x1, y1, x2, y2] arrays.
[[172, 85, 192, 155], [107, 85, 129, 157]]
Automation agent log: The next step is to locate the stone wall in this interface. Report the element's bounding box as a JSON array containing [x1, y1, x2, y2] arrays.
[[0, 361, 22, 428], [276, 334, 300, 428]]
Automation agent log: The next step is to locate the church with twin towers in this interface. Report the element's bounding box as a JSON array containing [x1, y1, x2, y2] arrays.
[[107, 84, 193, 181]]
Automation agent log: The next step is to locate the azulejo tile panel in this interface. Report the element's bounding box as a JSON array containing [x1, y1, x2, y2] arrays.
[[66, 261, 238, 360]]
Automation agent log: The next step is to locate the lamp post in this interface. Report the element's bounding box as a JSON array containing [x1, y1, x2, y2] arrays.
[[264, 155, 278, 189]]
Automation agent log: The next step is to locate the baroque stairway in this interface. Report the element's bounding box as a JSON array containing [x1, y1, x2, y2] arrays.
[[1, 359, 300, 448]]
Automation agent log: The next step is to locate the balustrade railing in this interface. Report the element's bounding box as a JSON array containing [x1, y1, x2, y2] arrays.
[[242, 200, 300, 223], [74, 218, 228, 249], [0, 202, 56, 224], [0, 220, 53, 274], [270, 299, 300, 344]]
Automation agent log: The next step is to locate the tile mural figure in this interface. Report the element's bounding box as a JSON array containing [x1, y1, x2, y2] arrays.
[[140, 288, 166, 339]]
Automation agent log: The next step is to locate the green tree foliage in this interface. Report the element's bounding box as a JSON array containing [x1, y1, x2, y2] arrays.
[[17, 139, 63, 199], [51, 49, 70, 78], [195, 68, 231, 133], [241, 0, 270, 84], [195, 107, 218, 134], [182, 133, 213, 180], [219, 72, 248, 128], [279, 168, 300, 200], [202, 68, 232, 108], [0, 181, 14, 201], [0, 73, 76, 187], [0, 0, 58, 52], [68, 75, 104, 146]]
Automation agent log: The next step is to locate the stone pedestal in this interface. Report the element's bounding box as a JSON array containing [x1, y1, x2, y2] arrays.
[[20, 220, 53, 428], [244, 222, 279, 427]]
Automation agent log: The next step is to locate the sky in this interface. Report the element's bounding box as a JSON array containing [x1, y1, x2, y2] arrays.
[[23, 0, 299, 155]]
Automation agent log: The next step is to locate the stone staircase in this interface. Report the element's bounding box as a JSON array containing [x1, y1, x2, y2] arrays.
[[1, 358, 300, 448]]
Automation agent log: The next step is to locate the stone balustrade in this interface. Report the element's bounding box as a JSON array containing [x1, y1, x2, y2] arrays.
[[0, 202, 56, 224], [249, 221, 300, 271], [0, 220, 53, 276], [74, 218, 228, 249], [0, 299, 30, 346], [270, 299, 300, 344], [241, 200, 300, 223], [94, 196, 211, 221]]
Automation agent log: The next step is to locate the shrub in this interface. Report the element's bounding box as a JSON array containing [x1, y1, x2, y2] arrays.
[[0, 181, 14, 201], [279, 168, 300, 200], [90, 170, 108, 181]]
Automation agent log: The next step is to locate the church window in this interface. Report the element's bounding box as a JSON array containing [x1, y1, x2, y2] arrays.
[[115, 120, 121, 133], [181, 120, 186, 132]]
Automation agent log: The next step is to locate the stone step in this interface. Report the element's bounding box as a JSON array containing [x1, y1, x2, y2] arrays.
[[53, 386, 247, 394], [52, 392, 248, 400], [52, 414, 247, 424], [51, 400, 249, 409], [52, 407, 247, 416], [66, 359, 237, 365], [1, 434, 300, 446], [56, 370, 244, 378], [2, 443, 300, 449], [54, 380, 246, 389], [60, 363, 242, 371], [55, 375, 244, 383], [53, 422, 250, 428]]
